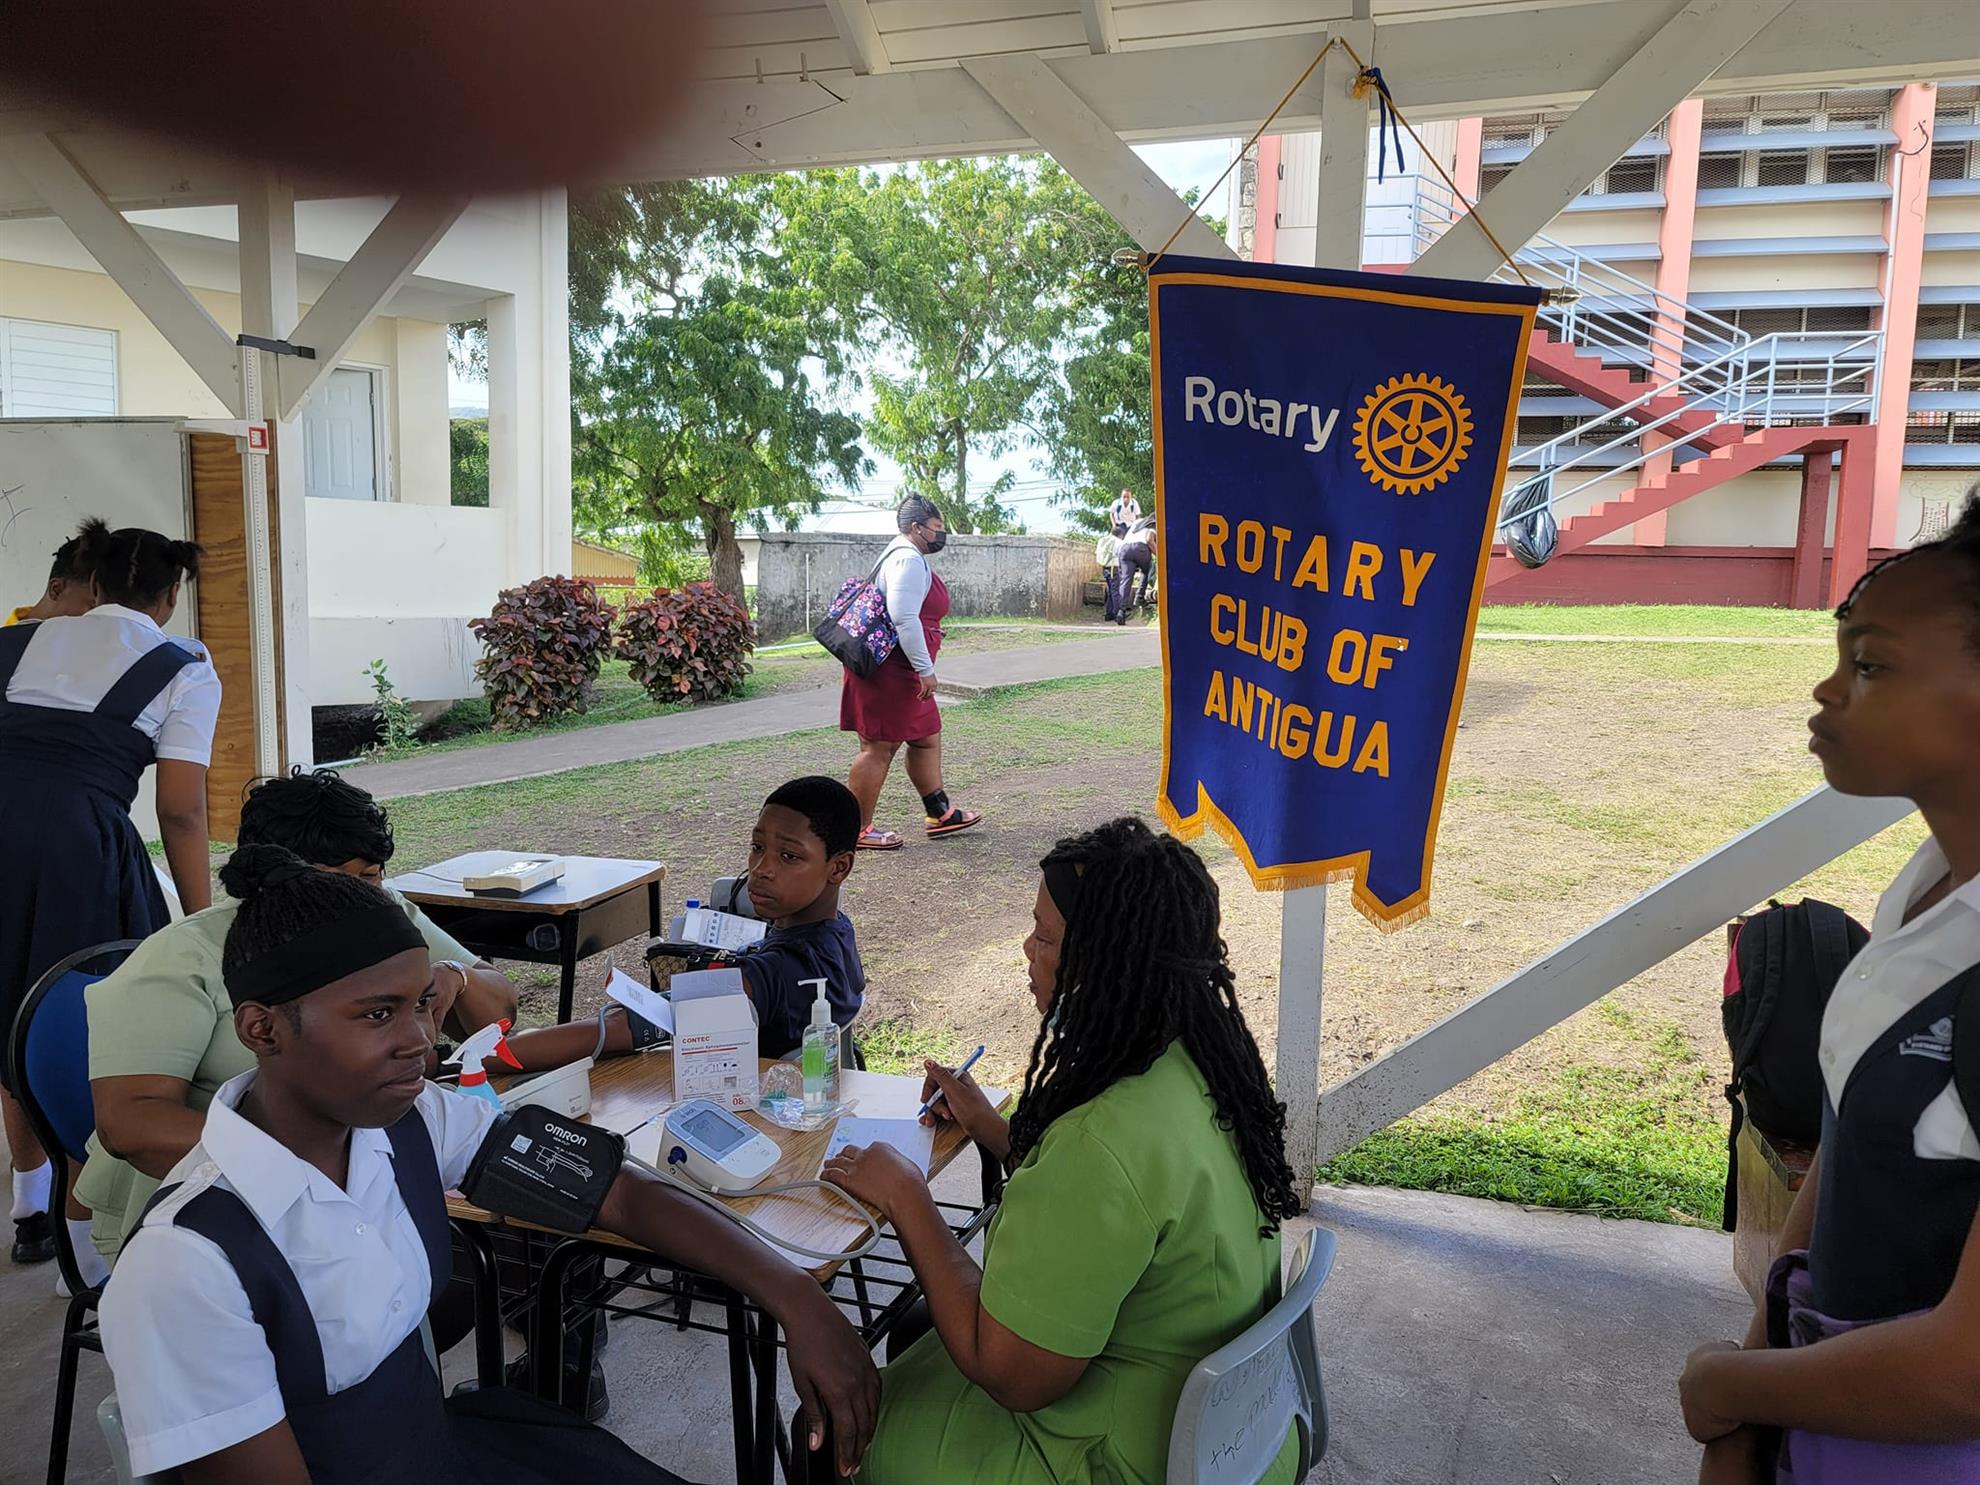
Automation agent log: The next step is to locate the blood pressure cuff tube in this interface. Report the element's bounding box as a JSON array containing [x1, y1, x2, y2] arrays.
[[460, 1105, 624, 1235]]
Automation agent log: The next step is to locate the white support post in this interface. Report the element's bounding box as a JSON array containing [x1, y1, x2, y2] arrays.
[[962, 55, 1234, 260], [1409, 0, 1792, 281], [1313, 19, 1374, 271], [238, 173, 314, 774], [1313, 786, 1914, 1161], [276, 195, 469, 420], [823, 0, 891, 75], [1278, 34, 1375, 1203], [3, 133, 241, 414], [1078, 0, 1118, 54]]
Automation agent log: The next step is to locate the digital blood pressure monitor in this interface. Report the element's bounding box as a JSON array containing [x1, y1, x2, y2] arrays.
[[661, 1099, 782, 1193]]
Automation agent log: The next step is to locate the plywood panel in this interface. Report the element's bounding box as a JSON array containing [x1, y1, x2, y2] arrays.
[[188, 432, 255, 842]]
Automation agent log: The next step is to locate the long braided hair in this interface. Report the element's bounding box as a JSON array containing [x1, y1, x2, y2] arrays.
[[1006, 817, 1304, 1233], [1836, 482, 1980, 646]]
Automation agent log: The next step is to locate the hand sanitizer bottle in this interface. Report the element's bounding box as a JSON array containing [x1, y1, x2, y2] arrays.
[[801, 978, 840, 1116], [682, 899, 705, 944]]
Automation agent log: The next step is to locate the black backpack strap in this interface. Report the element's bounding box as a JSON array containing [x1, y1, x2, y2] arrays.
[[0, 619, 37, 689], [1953, 968, 1980, 1140], [95, 640, 200, 724], [1801, 900, 1859, 1000], [383, 1107, 452, 1292]]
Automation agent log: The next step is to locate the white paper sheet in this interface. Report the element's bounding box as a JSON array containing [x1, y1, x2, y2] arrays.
[[603, 967, 673, 1034], [820, 1117, 934, 1176]]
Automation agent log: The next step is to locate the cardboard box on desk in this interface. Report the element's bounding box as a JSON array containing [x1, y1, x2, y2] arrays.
[[671, 967, 759, 1112]]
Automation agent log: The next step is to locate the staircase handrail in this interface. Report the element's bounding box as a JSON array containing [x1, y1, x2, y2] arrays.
[[1496, 330, 1880, 531]]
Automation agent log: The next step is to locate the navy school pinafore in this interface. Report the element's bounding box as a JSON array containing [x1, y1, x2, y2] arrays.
[[0, 620, 196, 1067], [1768, 965, 1980, 1484], [146, 1109, 691, 1484]]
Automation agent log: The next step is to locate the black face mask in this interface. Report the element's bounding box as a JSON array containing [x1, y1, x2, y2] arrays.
[[922, 529, 948, 554]]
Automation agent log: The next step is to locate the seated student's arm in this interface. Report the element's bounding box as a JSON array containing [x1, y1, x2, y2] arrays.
[[87, 943, 230, 1179], [1681, 1183, 1980, 1446], [500, 1005, 642, 1073], [154, 759, 212, 913], [826, 1121, 1154, 1413], [737, 950, 808, 1055], [97, 1225, 295, 1481], [425, 1087, 879, 1476]]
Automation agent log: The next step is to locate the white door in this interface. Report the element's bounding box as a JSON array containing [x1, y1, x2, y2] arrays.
[[302, 367, 382, 500]]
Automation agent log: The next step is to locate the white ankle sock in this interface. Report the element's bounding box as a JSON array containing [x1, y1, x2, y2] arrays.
[[11, 1162, 51, 1221], [66, 1220, 109, 1288]]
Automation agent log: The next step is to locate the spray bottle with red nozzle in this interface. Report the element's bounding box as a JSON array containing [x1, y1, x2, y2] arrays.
[[455, 1019, 523, 1107]]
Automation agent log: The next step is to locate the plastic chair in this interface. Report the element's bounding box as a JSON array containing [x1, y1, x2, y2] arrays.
[[1165, 1225, 1337, 1485], [7, 939, 141, 1485], [97, 1322, 439, 1484]]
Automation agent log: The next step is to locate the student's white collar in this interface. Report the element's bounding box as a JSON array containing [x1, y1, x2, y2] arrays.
[[202, 1071, 400, 1230], [87, 603, 163, 633], [1872, 835, 1980, 941]]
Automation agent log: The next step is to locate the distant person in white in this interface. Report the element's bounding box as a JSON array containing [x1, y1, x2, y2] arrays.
[[1111, 517, 1157, 626], [1110, 489, 1142, 538], [839, 492, 984, 850], [0, 518, 218, 1277]]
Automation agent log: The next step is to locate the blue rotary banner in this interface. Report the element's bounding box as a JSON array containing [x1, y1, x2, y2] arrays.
[[1151, 256, 1541, 928]]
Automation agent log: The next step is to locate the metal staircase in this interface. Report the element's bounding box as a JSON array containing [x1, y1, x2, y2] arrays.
[[1388, 181, 1880, 585]]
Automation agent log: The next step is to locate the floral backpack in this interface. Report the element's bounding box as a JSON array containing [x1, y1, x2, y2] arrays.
[[813, 548, 913, 678]]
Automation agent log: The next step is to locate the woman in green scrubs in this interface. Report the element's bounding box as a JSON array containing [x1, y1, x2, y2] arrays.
[[823, 816, 1307, 1485]]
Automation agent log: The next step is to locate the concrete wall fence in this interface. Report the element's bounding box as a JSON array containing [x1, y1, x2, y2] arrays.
[[754, 532, 1100, 641]]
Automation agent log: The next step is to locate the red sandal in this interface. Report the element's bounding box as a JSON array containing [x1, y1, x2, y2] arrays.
[[857, 827, 906, 851], [926, 806, 984, 839]]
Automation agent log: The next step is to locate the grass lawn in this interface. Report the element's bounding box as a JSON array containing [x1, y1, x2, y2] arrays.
[[1476, 602, 1834, 638], [374, 615, 1915, 1227]]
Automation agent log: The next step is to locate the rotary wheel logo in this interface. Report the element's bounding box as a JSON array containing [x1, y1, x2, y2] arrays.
[[1353, 373, 1474, 495]]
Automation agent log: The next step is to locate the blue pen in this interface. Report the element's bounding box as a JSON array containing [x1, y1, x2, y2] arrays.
[[919, 1044, 986, 1120]]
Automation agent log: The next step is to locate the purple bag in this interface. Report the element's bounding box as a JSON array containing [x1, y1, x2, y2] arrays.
[[1769, 1252, 1980, 1484], [813, 553, 901, 678]]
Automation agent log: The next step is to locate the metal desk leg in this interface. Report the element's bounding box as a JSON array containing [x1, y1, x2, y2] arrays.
[[557, 916, 580, 1023], [451, 1220, 506, 1388], [647, 879, 663, 938], [752, 1308, 781, 1485], [725, 1293, 756, 1485], [532, 1240, 584, 1406]]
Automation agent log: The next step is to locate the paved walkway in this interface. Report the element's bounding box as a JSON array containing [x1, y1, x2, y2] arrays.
[[349, 623, 1822, 801], [350, 629, 1163, 800]]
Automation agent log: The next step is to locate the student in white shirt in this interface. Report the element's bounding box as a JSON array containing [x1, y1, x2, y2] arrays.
[[1109, 490, 1142, 537], [0, 519, 218, 1266], [1680, 487, 1980, 1484], [1111, 518, 1157, 626], [99, 845, 881, 1485]]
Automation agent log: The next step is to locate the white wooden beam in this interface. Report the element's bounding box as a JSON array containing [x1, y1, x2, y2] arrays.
[[1312, 19, 1373, 271], [1, 132, 240, 413], [1313, 786, 1914, 1163], [1409, 0, 1792, 281], [1079, 0, 1118, 55], [1279, 887, 1328, 1204], [961, 55, 1232, 259], [276, 195, 467, 420], [822, 0, 891, 76]]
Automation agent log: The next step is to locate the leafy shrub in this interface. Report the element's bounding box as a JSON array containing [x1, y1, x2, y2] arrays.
[[469, 576, 617, 729], [363, 659, 419, 753], [615, 582, 755, 705]]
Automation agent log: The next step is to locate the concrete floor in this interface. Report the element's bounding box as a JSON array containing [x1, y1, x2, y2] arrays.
[[0, 1164, 1745, 1485]]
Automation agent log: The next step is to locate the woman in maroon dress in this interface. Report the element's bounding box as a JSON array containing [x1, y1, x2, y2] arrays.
[[841, 493, 984, 850]]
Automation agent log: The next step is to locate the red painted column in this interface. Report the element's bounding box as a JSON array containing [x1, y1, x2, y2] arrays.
[[1830, 431, 1877, 605], [1453, 117, 1482, 200], [1870, 82, 1934, 549], [1253, 135, 1281, 264], [1791, 449, 1835, 609], [1635, 97, 1705, 548]]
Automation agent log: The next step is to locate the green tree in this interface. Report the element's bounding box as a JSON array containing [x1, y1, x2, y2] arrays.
[[1037, 252, 1153, 534], [785, 158, 1131, 534], [449, 417, 489, 508], [569, 181, 868, 601]]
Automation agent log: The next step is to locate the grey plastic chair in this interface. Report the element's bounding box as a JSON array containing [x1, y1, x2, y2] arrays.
[[97, 1322, 440, 1484], [1166, 1225, 1337, 1485]]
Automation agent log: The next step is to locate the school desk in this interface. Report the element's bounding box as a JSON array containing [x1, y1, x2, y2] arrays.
[[446, 1055, 1012, 1485], [388, 852, 666, 1023]]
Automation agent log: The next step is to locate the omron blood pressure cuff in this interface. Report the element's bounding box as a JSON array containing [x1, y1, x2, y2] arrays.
[[460, 1105, 623, 1234]]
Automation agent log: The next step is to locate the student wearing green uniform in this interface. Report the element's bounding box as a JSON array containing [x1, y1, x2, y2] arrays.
[[821, 816, 1305, 1485], [78, 770, 519, 1265]]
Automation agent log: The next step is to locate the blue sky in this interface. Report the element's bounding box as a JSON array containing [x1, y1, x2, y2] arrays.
[[459, 139, 1237, 535]]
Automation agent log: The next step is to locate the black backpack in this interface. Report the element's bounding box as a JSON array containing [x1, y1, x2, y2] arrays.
[[1720, 898, 1868, 1232]]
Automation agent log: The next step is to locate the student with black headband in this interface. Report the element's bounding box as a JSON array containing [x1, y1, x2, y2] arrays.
[[98, 845, 880, 1485], [0, 518, 214, 1267], [1680, 486, 1980, 1484], [818, 817, 1305, 1485]]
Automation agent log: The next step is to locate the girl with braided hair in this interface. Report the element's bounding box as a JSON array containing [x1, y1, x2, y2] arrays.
[[0, 518, 214, 1267], [822, 816, 1304, 1485], [1681, 486, 1980, 1484]]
